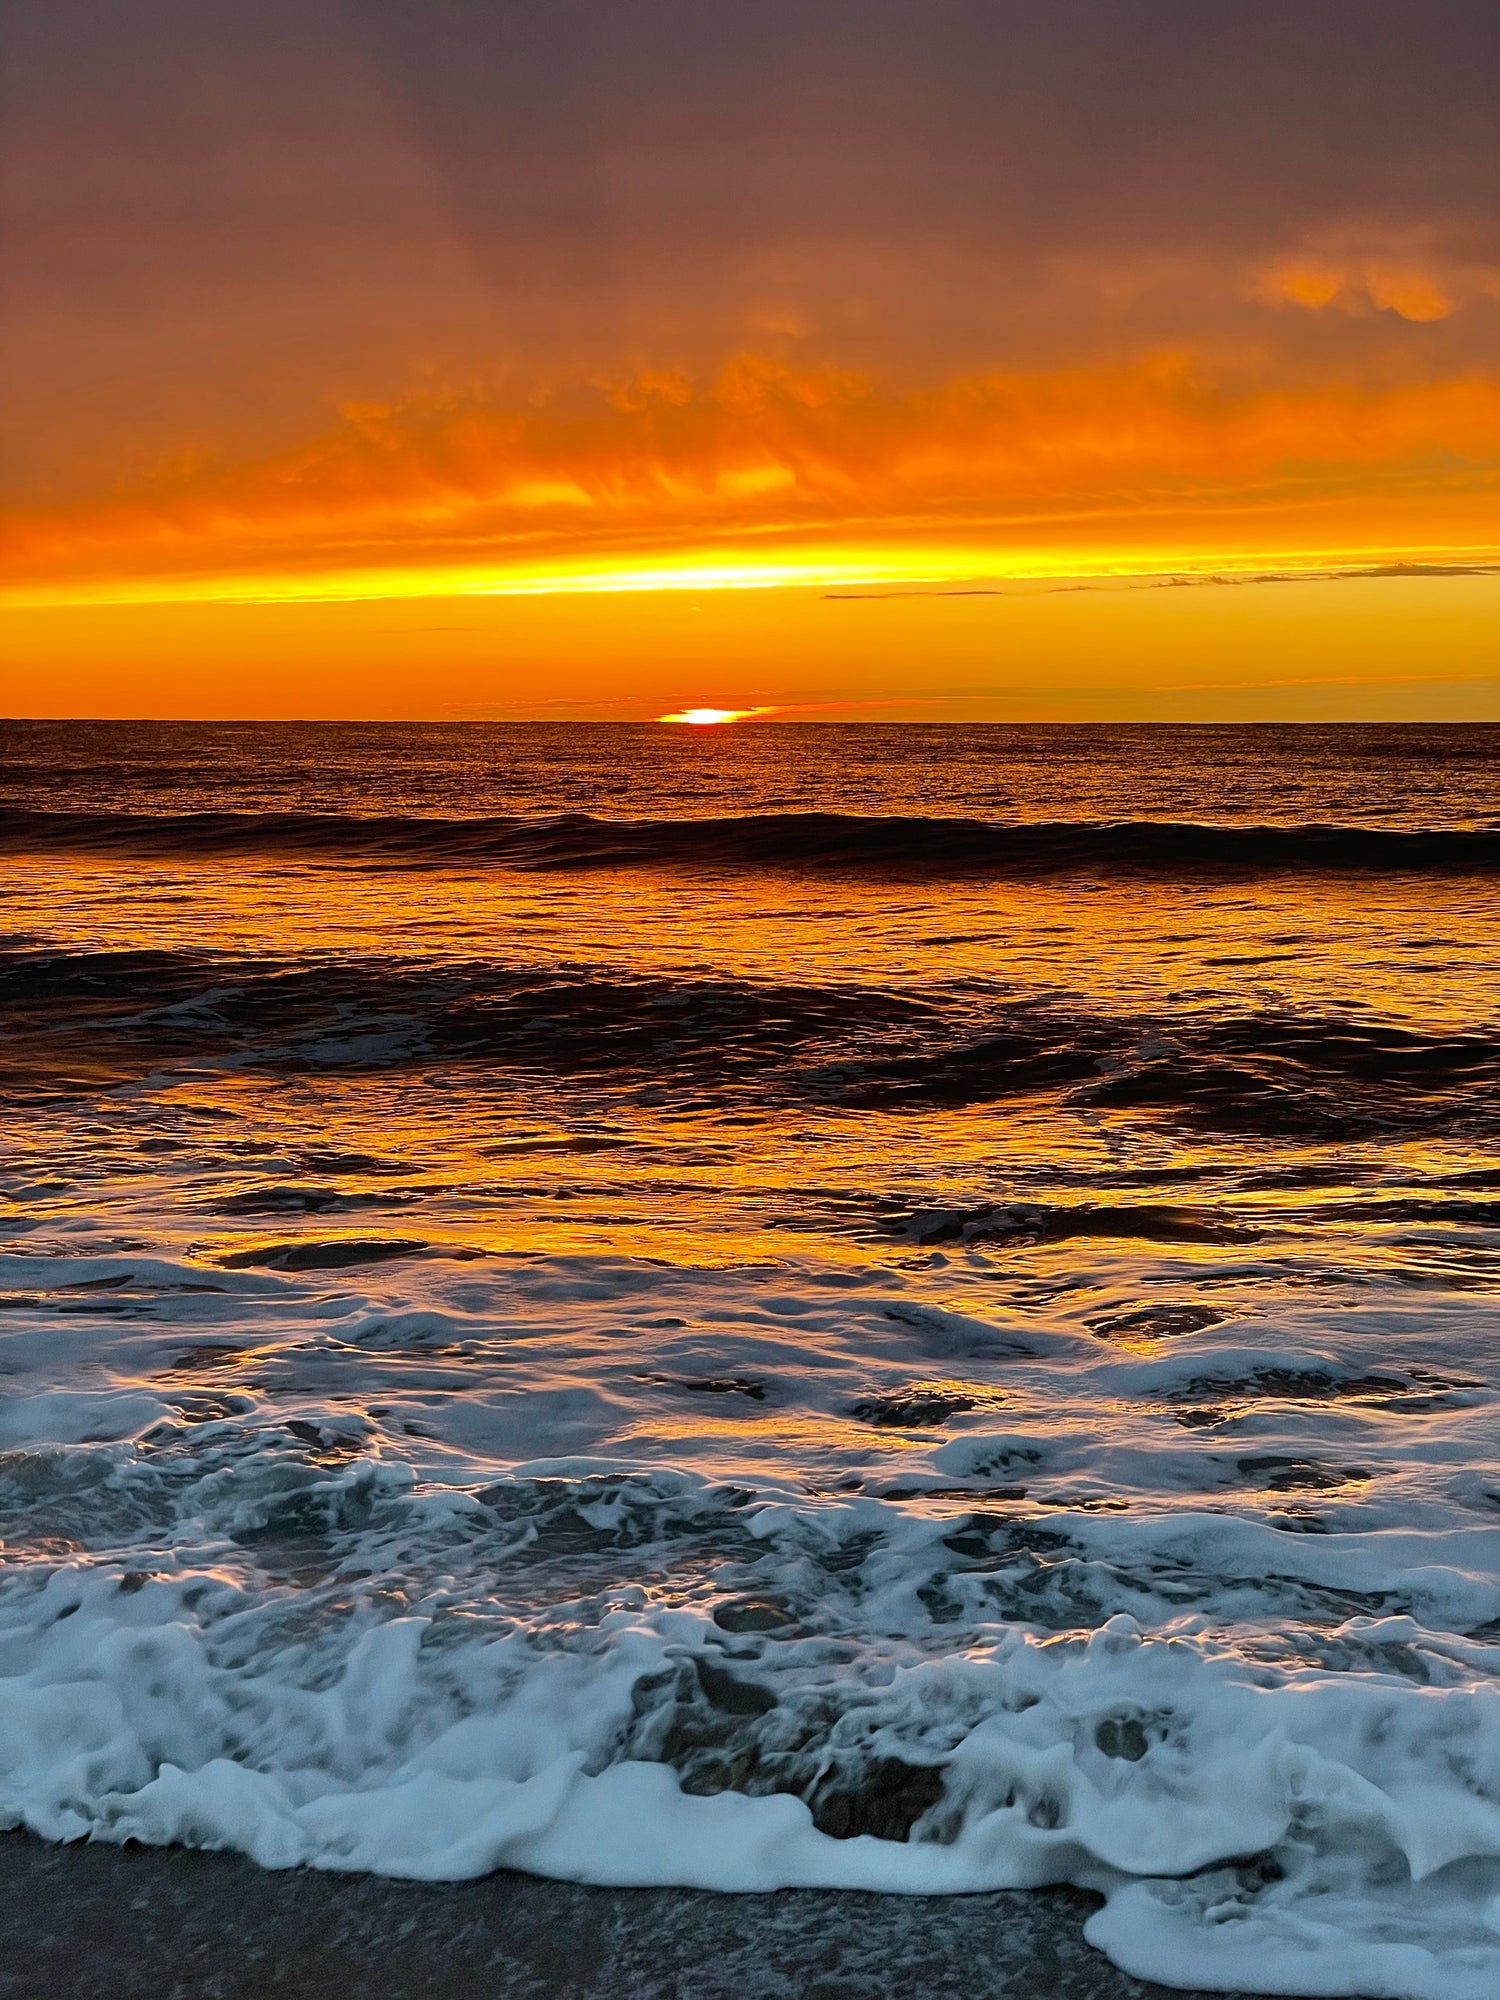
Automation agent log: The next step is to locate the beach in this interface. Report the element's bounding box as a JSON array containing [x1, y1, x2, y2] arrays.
[[0, 1831, 1286, 2000]]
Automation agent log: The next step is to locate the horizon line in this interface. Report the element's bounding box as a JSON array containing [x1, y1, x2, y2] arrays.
[[5, 714, 1497, 729]]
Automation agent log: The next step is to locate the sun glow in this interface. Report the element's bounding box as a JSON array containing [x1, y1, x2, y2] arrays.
[[657, 706, 769, 724], [8, 354, 1500, 619], [9, 543, 1497, 615]]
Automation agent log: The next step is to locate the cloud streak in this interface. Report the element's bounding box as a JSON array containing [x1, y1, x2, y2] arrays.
[[5, 350, 1499, 599]]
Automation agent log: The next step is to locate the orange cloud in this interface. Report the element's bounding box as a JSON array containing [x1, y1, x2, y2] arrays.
[[4, 349, 1499, 597], [1256, 240, 1500, 324], [1262, 258, 1459, 321]]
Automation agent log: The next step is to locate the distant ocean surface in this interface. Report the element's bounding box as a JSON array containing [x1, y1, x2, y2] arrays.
[[3, 721, 1499, 1999]]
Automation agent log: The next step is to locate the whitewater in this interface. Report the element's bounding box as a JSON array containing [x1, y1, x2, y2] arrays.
[[3, 721, 1499, 1999]]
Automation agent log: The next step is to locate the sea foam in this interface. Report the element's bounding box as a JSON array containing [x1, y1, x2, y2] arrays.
[[2, 1243, 1499, 1998]]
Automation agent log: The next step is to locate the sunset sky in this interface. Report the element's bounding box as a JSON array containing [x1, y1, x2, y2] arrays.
[[4, 0, 1498, 719]]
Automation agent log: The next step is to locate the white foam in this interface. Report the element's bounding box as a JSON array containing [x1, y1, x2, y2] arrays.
[[2, 1244, 1499, 1997]]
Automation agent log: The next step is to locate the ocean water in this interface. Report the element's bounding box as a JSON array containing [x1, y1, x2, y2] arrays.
[[3, 720, 1500, 1998]]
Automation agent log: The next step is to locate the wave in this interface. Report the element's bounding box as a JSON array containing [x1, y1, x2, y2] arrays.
[[4, 946, 1496, 1138], [2, 1357, 1500, 1999], [3, 807, 1498, 875]]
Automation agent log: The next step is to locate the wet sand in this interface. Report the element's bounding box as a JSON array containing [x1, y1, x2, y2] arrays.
[[0, 1831, 1298, 2000]]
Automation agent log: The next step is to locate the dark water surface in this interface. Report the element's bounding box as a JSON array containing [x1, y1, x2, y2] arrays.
[[1, 723, 1497, 1999]]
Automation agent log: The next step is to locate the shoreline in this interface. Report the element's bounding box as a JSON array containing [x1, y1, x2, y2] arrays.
[[0, 1831, 1294, 2000]]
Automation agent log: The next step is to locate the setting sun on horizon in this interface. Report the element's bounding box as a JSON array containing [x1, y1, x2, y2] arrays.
[[657, 706, 772, 725]]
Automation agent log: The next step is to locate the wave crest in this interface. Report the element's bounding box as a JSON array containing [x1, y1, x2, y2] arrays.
[[4, 808, 1499, 875]]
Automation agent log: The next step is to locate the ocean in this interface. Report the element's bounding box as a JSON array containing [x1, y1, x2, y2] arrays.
[[2, 720, 1498, 1998]]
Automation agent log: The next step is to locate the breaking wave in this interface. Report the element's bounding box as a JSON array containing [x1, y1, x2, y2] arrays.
[[1, 1243, 1499, 2000], [4, 945, 1497, 1138]]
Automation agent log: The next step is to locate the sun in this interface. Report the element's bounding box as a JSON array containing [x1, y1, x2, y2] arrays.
[[656, 706, 770, 725]]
